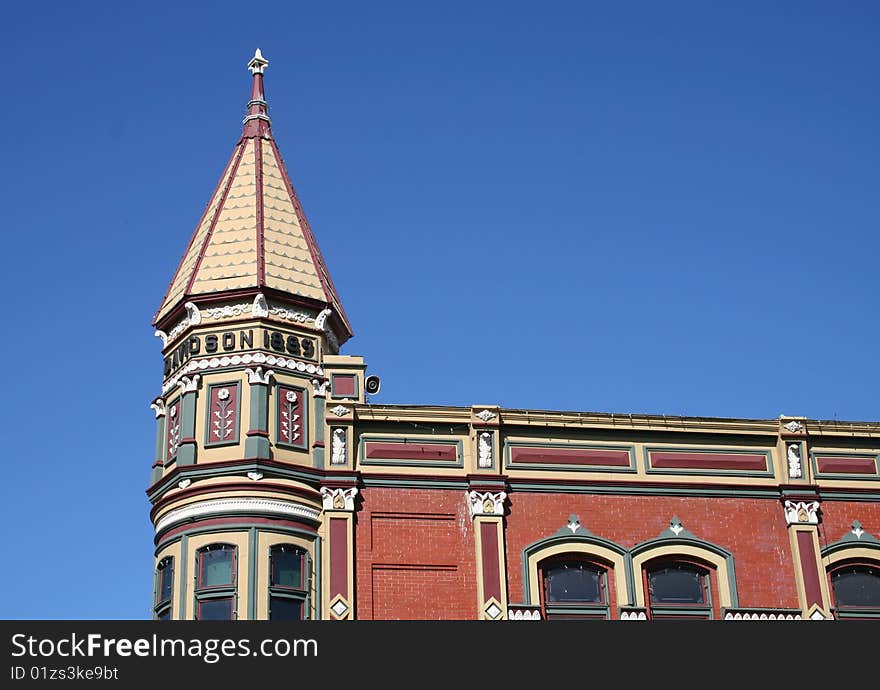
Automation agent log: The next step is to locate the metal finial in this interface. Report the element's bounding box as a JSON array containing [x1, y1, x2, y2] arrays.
[[248, 48, 269, 75]]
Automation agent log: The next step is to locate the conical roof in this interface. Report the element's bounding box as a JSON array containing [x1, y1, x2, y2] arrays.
[[154, 49, 352, 343]]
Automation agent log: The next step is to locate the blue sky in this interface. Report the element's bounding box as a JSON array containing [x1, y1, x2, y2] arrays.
[[0, 2, 877, 618]]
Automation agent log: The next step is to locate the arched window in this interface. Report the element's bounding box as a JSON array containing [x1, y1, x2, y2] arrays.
[[540, 556, 610, 619], [154, 557, 174, 620], [644, 559, 712, 619], [195, 544, 237, 620], [830, 560, 880, 619], [269, 544, 308, 620]]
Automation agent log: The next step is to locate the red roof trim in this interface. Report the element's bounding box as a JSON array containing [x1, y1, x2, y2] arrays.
[[255, 136, 266, 285], [184, 140, 248, 295], [268, 137, 354, 338]]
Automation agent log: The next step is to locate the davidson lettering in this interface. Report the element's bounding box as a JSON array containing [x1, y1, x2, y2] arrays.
[[163, 329, 316, 376]]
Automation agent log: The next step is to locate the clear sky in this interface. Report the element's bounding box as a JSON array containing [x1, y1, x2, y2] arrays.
[[0, 2, 877, 619]]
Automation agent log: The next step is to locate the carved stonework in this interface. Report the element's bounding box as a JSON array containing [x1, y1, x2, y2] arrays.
[[784, 500, 820, 525], [178, 374, 201, 393], [467, 490, 506, 518], [787, 443, 803, 479], [177, 479, 191, 489], [331, 428, 347, 466], [312, 379, 329, 397], [245, 366, 274, 385], [315, 307, 332, 330], [162, 354, 323, 395], [783, 420, 804, 434], [279, 390, 301, 445], [204, 302, 251, 320], [150, 398, 166, 418], [247, 472, 263, 481], [269, 305, 314, 324], [330, 405, 351, 417], [321, 487, 358, 511], [154, 330, 168, 347], [475, 409, 497, 423], [166, 400, 181, 459], [184, 302, 202, 326], [477, 432, 493, 469], [252, 293, 269, 318]]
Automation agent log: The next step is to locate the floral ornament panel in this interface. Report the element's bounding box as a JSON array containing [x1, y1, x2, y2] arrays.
[[277, 386, 307, 449], [207, 384, 240, 445], [166, 398, 182, 460]]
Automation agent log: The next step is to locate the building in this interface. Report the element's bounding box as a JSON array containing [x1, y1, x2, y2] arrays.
[[147, 50, 880, 621]]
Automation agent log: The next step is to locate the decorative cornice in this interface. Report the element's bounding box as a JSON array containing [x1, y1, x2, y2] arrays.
[[321, 486, 358, 511], [476, 409, 497, 423], [252, 293, 269, 318], [245, 366, 274, 385], [150, 398, 166, 419], [783, 500, 820, 525], [269, 305, 315, 324], [154, 496, 320, 533], [723, 610, 801, 620], [467, 490, 506, 518], [782, 420, 805, 434], [184, 302, 202, 326], [163, 353, 323, 394], [507, 607, 541, 621]]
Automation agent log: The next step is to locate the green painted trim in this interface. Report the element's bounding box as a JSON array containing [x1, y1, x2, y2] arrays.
[[817, 491, 880, 502], [835, 609, 880, 619], [178, 534, 188, 620], [331, 372, 360, 399], [630, 536, 739, 609], [314, 397, 325, 469], [643, 446, 775, 479], [809, 451, 880, 480], [155, 524, 318, 555], [204, 381, 242, 448], [507, 481, 779, 498], [154, 415, 166, 465], [148, 461, 323, 503], [544, 605, 610, 619], [821, 539, 880, 558], [360, 477, 468, 490], [314, 536, 322, 620], [247, 527, 257, 620], [358, 434, 465, 468], [504, 440, 638, 474], [521, 533, 629, 605]]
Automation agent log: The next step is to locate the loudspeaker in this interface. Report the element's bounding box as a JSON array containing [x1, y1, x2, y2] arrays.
[[365, 375, 381, 395]]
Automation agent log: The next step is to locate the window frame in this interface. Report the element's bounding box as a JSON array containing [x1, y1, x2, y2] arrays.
[[643, 558, 713, 620], [829, 558, 880, 620], [153, 556, 174, 620], [194, 543, 238, 620], [539, 555, 611, 620], [267, 544, 310, 620]]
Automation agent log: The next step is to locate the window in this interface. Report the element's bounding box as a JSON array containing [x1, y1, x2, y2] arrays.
[[269, 544, 308, 620], [644, 560, 711, 619], [540, 556, 609, 619], [830, 561, 880, 619], [154, 557, 174, 620], [195, 544, 237, 620]]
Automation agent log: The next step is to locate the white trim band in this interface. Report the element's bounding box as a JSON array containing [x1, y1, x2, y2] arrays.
[[154, 497, 321, 533]]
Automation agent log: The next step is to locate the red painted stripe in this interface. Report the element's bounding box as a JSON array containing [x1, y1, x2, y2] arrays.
[[154, 146, 240, 325], [330, 518, 348, 599], [796, 531, 824, 609], [364, 442, 458, 462], [268, 138, 354, 339], [480, 522, 501, 602], [816, 455, 877, 475], [155, 515, 317, 544], [255, 136, 266, 285], [185, 141, 248, 295], [511, 446, 631, 467], [650, 451, 767, 471]]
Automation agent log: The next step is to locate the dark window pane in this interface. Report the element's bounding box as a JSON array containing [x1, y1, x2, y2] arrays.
[[198, 598, 233, 620], [269, 596, 303, 620], [157, 609, 171, 621], [833, 566, 880, 607], [200, 547, 234, 587], [271, 548, 303, 589], [158, 560, 174, 603], [545, 563, 602, 603], [648, 565, 705, 604]]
